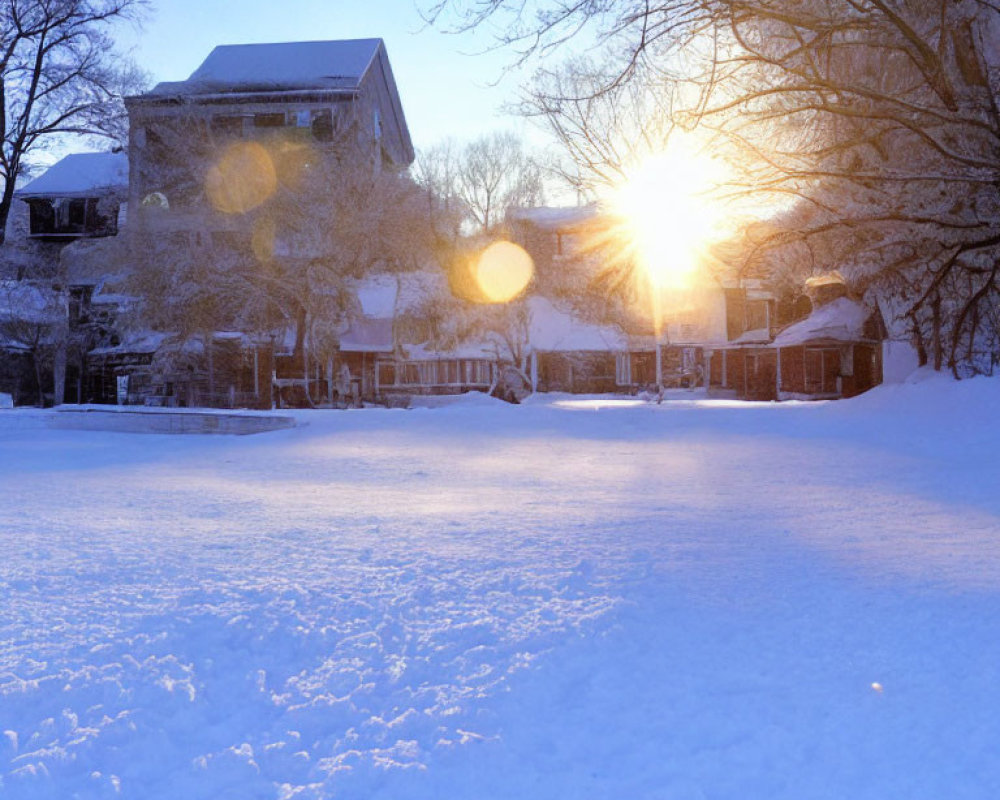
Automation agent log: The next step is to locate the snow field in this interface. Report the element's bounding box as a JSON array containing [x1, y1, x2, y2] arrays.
[[1, 373, 999, 799]]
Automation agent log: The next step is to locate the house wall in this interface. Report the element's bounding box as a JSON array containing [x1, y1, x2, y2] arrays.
[[1, 201, 64, 280], [357, 45, 414, 166], [778, 343, 882, 398], [537, 351, 617, 393], [779, 345, 839, 395]]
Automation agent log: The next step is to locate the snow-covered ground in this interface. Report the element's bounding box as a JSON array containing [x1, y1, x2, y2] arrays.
[[1, 373, 999, 799]]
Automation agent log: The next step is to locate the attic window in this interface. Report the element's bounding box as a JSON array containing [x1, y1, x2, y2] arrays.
[[373, 109, 382, 141]]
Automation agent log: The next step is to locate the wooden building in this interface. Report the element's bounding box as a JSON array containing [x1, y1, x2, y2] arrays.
[[709, 297, 886, 400]]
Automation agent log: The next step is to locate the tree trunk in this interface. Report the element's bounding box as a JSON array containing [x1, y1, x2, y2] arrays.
[[0, 175, 18, 247], [32, 351, 45, 407], [931, 294, 943, 371], [207, 335, 215, 401], [53, 345, 66, 406]]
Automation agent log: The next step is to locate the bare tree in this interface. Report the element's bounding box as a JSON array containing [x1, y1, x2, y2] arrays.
[[412, 138, 466, 244], [459, 131, 544, 232], [0, 0, 144, 244], [416, 131, 544, 234]]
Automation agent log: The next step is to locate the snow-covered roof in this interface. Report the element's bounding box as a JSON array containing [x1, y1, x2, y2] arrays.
[[402, 340, 498, 361], [17, 153, 128, 198], [149, 39, 382, 95], [527, 296, 629, 352], [509, 205, 599, 230], [731, 327, 772, 345], [353, 271, 448, 319], [772, 297, 871, 347], [89, 331, 171, 356], [340, 317, 393, 353], [355, 275, 398, 318]]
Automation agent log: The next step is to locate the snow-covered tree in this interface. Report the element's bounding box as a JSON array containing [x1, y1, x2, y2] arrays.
[[429, 0, 1000, 375], [123, 109, 435, 379]]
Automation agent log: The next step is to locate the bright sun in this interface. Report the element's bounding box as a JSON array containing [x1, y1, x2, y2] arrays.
[[611, 135, 730, 288]]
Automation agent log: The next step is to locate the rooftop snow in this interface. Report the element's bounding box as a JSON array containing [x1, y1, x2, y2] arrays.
[[353, 271, 448, 319], [772, 297, 871, 347], [17, 153, 128, 198], [528, 296, 629, 352], [509, 205, 599, 229], [340, 317, 393, 353], [355, 276, 399, 319], [402, 339, 498, 360], [148, 39, 382, 95]]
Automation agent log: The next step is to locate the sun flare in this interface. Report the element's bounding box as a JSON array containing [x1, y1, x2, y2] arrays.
[[611, 135, 730, 288]]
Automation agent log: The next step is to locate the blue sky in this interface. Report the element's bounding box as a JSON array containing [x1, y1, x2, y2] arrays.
[[112, 0, 537, 152]]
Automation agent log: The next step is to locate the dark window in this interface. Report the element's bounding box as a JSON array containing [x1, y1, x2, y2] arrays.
[[311, 110, 333, 142], [745, 299, 769, 331], [67, 199, 86, 228], [254, 113, 286, 128], [211, 116, 245, 137], [27, 200, 56, 234]]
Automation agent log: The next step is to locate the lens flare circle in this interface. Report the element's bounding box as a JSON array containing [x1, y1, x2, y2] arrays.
[[206, 141, 278, 214], [475, 240, 534, 303]]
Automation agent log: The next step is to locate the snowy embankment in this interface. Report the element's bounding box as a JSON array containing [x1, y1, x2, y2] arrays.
[[1, 372, 998, 799]]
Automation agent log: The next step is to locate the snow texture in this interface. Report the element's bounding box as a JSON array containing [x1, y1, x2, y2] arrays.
[[527, 295, 629, 352], [0, 281, 65, 326], [1, 372, 999, 799], [17, 153, 128, 199], [772, 297, 870, 346], [339, 318, 393, 353], [150, 39, 382, 95]]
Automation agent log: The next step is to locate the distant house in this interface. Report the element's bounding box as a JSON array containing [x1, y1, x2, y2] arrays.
[[523, 296, 651, 394], [333, 273, 501, 403], [510, 205, 783, 394]]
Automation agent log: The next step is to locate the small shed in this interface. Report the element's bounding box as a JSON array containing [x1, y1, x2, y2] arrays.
[[772, 297, 884, 399]]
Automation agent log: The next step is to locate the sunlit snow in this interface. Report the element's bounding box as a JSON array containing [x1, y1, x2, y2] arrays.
[[1, 373, 998, 799]]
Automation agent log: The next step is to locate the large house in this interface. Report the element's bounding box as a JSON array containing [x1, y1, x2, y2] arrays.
[[124, 38, 413, 214]]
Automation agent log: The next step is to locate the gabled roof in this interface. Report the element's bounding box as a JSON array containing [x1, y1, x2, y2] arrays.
[[17, 153, 128, 199], [148, 38, 384, 96]]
